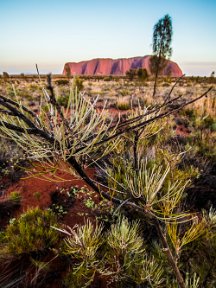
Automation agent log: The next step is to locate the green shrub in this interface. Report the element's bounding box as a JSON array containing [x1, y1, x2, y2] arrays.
[[5, 208, 59, 255], [104, 76, 112, 81], [55, 79, 69, 85], [8, 191, 21, 203], [61, 218, 164, 287], [2, 72, 10, 79]]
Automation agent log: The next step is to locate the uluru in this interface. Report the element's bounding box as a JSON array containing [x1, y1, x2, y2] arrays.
[[63, 55, 183, 77]]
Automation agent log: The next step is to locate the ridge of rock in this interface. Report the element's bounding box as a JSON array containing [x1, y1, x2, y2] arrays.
[[63, 56, 183, 77]]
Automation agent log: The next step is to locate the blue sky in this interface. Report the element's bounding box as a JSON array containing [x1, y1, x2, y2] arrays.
[[0, 0, 216, 76]]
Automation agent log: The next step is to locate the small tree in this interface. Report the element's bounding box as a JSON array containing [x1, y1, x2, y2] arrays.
[[150, 14, 173, 97], [137, 68, 148, 81], [2, 72, 10, 79], [126, 69, 136, 81]]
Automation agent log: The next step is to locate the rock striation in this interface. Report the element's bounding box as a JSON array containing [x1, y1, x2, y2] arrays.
[[63, 55, 183, 77]]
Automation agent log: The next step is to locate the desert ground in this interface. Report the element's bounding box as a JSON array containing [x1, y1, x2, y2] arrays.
[[0, 74, 215, 287]]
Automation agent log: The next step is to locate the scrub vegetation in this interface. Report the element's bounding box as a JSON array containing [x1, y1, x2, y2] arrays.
[[0, 71, 215, 288]]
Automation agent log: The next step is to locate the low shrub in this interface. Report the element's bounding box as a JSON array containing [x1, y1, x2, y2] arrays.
[[54, 79, 69, 85], [5, 207, 59, 255]]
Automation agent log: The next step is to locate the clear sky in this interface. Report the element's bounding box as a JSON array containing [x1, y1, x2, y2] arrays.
[[0, 0, 216, 76]]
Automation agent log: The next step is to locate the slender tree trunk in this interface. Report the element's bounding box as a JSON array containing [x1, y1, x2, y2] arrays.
[[152, 53, 161, 98]]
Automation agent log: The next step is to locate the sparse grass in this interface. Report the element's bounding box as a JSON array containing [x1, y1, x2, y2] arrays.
[[116, 98, 131, 110]]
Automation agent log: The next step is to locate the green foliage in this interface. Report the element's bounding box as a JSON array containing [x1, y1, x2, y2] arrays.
[[60, 217, 165, 287], [152, 14, 172, 59], [137, 68, 148, 81], [2, 72, 10, 79], [62, 220, 103, 288], [5, 208, 59, 255], [8, 191, 21, 203], [126, 69, 136, 81], [84, 198, 95, 209], [0, 138, 26, 182], [54, 79, 69, 85], [126, 68, 148, 81], [151, 14, 173, 96], [49, 204, 68, 217]]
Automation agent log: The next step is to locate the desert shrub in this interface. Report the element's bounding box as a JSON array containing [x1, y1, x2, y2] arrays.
[[57, 94, 69, 107], [5, 208, 59, 255], [55, 79, 69, 85], [57, 77, 84, 107], [119, 89, 129, 96], [49, 188, 76, 218], [137, 68, 148, 81], [62, 220, 103, 287], [181, 108, 197, 122], [2, 72, 10, 79], [104, 76, 112, 81], [61, 217, 164, 288], [126, 68, 148, 81], [126, 69, 137, 80]]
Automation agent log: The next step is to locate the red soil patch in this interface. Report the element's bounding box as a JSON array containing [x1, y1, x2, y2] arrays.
[[175, 124, 191, 137], [3, 161, 102, 227]]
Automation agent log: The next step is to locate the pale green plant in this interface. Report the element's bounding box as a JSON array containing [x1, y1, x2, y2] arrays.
[[167, 218, 208, 256], [0, 83, 118, 165], [56, 221, 103, 288], [107, 217, 143, 253], [105, 217, 165, 286], [127, 254, 164, 286], [61, 220, 103, 261], [108, 156, 189, 221], [185, 273, 200, 288]]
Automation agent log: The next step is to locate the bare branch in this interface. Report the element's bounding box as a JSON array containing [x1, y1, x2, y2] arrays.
[[85, 86, 213, 148], [0, 94, 42, 126], [0, 97, 38, 129], [164, 74, 185, 104], [0, 121, 37, 134]]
